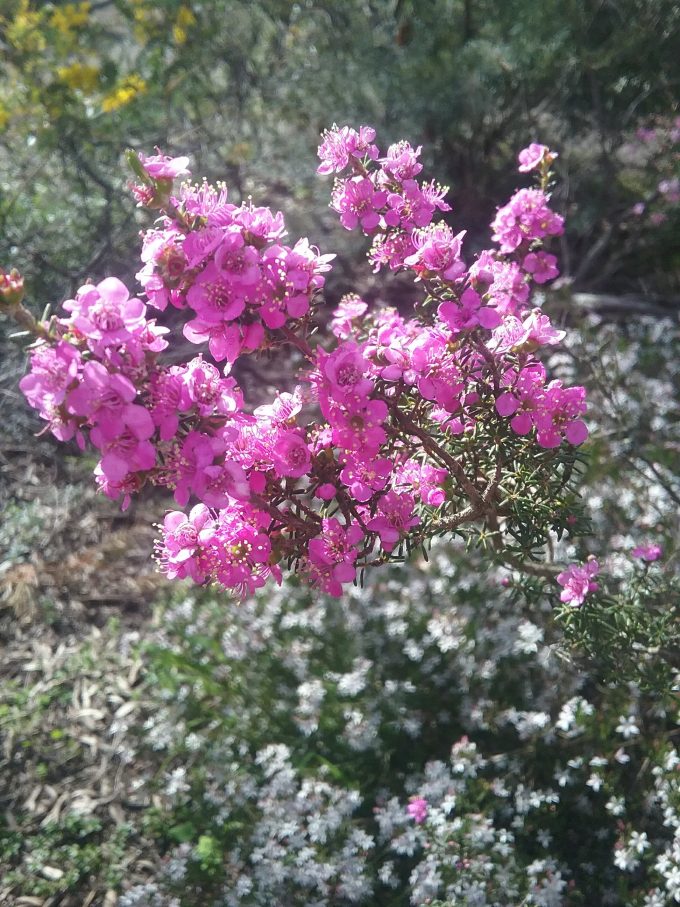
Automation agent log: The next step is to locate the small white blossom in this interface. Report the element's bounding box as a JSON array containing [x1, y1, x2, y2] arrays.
[[616, 715, 640, 739]]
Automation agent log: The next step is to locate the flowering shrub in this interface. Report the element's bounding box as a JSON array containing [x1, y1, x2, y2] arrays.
[[2, 126, 595, 601], [119, 547, 678, 906], [1, 127, 678, 904]]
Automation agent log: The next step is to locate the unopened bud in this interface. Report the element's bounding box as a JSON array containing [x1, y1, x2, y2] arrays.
[[0, 268, 25, 307]]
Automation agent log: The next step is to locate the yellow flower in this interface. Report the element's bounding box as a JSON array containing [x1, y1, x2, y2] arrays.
[[101, 74, 147, 112], [56, 61, 100, 93], [172, 4, 196, 45], [50, 2, 90, 35], [5, 0, 46, 53]]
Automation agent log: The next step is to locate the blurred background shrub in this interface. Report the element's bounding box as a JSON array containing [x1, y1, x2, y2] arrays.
[[1, 0, 679, 305]]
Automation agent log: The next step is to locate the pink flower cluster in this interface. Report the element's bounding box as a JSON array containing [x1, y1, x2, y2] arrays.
[[556, 559, 600, 606], [136, 163, 334, 363], [407, 797, 429, 824], [14, 127, 590, 601], [631, 543, 663, 563]]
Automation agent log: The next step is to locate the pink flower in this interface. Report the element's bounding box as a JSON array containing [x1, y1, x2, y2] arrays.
[[20, 341, 82, 413], [331, 177, 387, 231], [148, 369, 184, 440], [380, 141, 423, 181], [272, 431, 312, 479], [534, 382, 588, 448], [331, 399, 388, 455], [307, 518, 365, 595], [159, 431, 216, 506], [395, 460, 448, 507], [367, 491, 419, 552], [209, 508, 274, 596], [521, 310, 566, 347], [631, 543, 663, 562], [407, 797, 429, 824], [317, 125, 378, 175], [94, 465, 143, 511], [404, 225, 466, 280], [66, 360, 140, 441], [331, 295, 368, 338], [340, 456, 393, 502], [92, 407, 156, 483], [438, 287, 501, 333], [315, 483, 337, 501], [368, 232, 416, 272], [517, 143, 556, 173], [63, 278, 147, 353], [200, 461, 251, 507], [494, 363, 546, 435], [523, 251, 559, 284], [180, 356, 242, 417], [320, 342, 373, 409], [137, 151, 191, 180], [556, 559, 599, 606], [186, 260, 246, 325], [491, 189, 564, 253], [384, 179, 445, 231]]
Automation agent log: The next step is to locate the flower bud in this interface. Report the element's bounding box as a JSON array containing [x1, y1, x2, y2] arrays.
[[0, 268, 25, 307]]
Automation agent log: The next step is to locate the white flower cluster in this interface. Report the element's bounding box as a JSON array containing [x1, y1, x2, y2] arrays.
[[119, 523, 680, 907]]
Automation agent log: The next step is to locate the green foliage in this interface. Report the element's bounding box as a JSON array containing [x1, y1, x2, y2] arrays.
[[0, 813, 133, 898]]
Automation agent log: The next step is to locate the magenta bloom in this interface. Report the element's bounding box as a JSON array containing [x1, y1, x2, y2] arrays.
[[92, 407, 156, 483], [307, 518, 365, 596], [380, 140, 423, 181], [160, 431, 216, 506], [155, 504, 212, 583], [340, 456, 393, 503], [331, 399, 388, 455], [367, 491, 419, 552], [209, 511, 273, 596], [556, 559, 599, 606], [186, 260, 246, 325], [521, 310, 566, 347], [331, 295, 368, 339], [321, 342, 373, 410], [404, 225, 466, 280], [272, 431, 312, 479], [407, 797, 429, 824], [66, 360, 139, 441], [491, 189, 564, 253], [137, 151, 190, 180], [517, 143, 556, 173], [317, 124, 378, 175], [396, 460, 448, 507], [331, 177, 387, 231], [201, 460, 250, 507], [534, 382, 588, 448], [438, 287, 501, 333], [20, 340, 82, 413], [523, 251, 559, 284], [63, 278, 147, 354], [631, 543, 663, 562]]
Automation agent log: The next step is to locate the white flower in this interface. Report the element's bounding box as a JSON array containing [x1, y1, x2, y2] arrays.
[[537, 829, 552, 848], [616, 715, 640, 739], [606, 796, 625, 816], [629, 830, 650, 854], [513, 620, 544, 654], [664, 866, 680, 900], [614, 846, 639, 872]]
